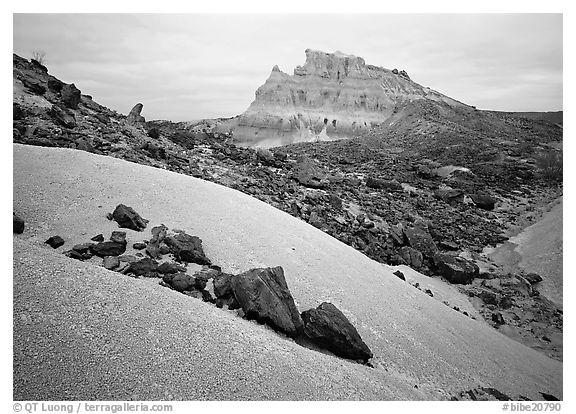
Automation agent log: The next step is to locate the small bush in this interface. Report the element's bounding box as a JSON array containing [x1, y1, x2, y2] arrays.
[[535, 150, 562, 183], [31, 50, 46, 65]]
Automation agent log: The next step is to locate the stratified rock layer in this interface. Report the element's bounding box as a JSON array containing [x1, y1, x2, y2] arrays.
[[225, 49, 467, 147]]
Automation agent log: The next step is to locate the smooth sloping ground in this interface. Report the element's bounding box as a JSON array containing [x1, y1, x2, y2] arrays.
[[487, 198, 563, 307], [13, 144, 562, 400]]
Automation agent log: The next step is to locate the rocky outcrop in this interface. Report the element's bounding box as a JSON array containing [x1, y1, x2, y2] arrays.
[[61, 83, 81, 109], [230, 266, 303, 337], [222, 49, 467, 147], [301, 302, 373, 362], [126, 103, 145, 126]]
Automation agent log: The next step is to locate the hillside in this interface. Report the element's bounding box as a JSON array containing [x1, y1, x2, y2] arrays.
[[13, 144, 562, 400]]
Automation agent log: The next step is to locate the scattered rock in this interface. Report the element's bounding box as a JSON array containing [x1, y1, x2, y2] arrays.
[[45, 235, 65, 249], [90, 241, 126, 257], [61, 83, 81, 109], [164, 232, 211, 265], [403, 226, 438, 258], [366, 176, 402, 192], [524, 273, 543, 285], [231, 266, 303, 337], [393, 270, 406, 281], [470, 193, 496, 210], [112, 204, 148, 231], [103, 256, 120, 270], [72, 243, 93, 254], [434, 188, 464, 204], [292, 156, 327, 189], [434, 253, 478, 284], [13, 213, 25, 234], [110, 231, 127, 245], [301, 302, 373, 362], [256, 147, 276, 165], [127, 257, 159, 277], [133, 242, 147, 250], [157, 261, 186, 274], [90, 234, 104, 242]]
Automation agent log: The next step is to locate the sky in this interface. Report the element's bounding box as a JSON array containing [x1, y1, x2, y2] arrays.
[[12, 13, 563, 122]]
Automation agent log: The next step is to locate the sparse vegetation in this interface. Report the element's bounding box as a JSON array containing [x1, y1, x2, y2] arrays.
[[535, 150, 563, 183], [31, 50, 46, 65]]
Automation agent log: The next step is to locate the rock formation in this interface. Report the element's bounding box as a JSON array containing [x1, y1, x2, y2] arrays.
[[224, 49, 468, 147]]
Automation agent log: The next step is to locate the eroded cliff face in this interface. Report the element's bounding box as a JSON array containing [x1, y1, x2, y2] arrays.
[[224, 49, 469, 148]]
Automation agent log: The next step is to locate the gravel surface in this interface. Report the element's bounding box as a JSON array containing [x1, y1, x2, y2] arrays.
[[13, 144, 562, 400]]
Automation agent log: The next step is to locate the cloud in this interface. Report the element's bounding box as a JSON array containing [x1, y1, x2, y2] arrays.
[[13, 13, 562, 120]]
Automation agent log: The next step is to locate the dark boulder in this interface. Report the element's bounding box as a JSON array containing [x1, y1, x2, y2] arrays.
[[164, 232, 210, 265], [524, 272, 543, 285], [255, 147, 276, 166], [230, 266, 303, 337], [478, 289, 499, 305], [492, 312, 506, 325], [133, 242, 147, 250], [163, 272, 195, 292], [45, 235, 65, 249], [403, 226, 438, 258], [292, 156, 328, 189], [301, 302, 373, 362], [434, 188, 464, 204], [22, 79, 46, 95], [13, 213, 25, 234], [90, 241, 126, 257], [366, 176, 402, 192], [61, 83, 81, 109], [103, 256, 120, 270], [399, 246, 423, 269], [110, 231, 127, 245], [50, 104, 76, 128], [434, 253, 478, 284], [72, 243, 94, 254], [393, 270, 406, 281], [127, 257, 159, 277], [213, 272, 235, 298], [470, 193, 496, 210], [47, 78, 64, 92], [112, 204, 148, 231], [157, 261, 186, 274], [146, 224, 168, 258], [90, 234, 104, 242], [13, 103, 25, 120]]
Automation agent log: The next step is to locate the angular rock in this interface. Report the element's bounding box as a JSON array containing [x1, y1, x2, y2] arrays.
[[164, 232, 210, 265], [112, 204, 148, 231], [90, 241, 126, 257], [126, 103, 145, 126], [72, 243, 94, 254], [90, 234, 104, 242], [157, 261, 186, 274], [13, 213, 25, 234], [50, 104, 76, 128], [478, 289, 499, 305], [230, 266, 303, 337], [103, 256, 120, 270], [403, 226, 438, 258], [524, 272, 543, 285], [255, 147, 276, 165], [292, 156, 327, 189], [63, 250, 84, 260], [213, 272, 235, 298], [45, 235, 65, 249], [366, 176, 402, 192], [399, 246, 423, 269], [434, 188, 464, 204], [470, 193, 496, 210], [434, 253, 478, 284], [110, 231, 127, 245], [393, 270, 406, 281], [61, 83, 81, 109], [301, 302, 373, 362], [127, 257, 158, 276], [164, 272, 195, 292]]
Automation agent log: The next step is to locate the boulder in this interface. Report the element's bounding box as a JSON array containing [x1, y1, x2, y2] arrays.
[[126, 103, 145, 126], [434, 188, 464, 204], [434, 253, 478, 284], [127, 257, 159, 277], [157, 261, 186, 274], [133, 242, 147, 250], [50, 104, 76, 128], [213, 272, 235, 298], [255, 147, 276, 165], [72, 243, 94, 254], [399, 246, 424, 269], [492, 312, 506, 325], [45, 236, 65, 249], [393, 270, 406, 281], [13, 213, 25, 234], [47, 78, 64, 92], [90, 234, 104, 242], [103, 256, 120, 270], [301, 302, 373, 362], [61, 83, 81, 109], [164, 232, 211, 265], [230, 266, 303, 337], [112, 204, 148, 231], [524, 272, 543, 285], [366, 176, 402, 192], [110, 231, 127, 245], [470, 193, 496, 210], [403, 226, 438, 258], [292, 156, 327, 189], [163, 272, 195, 292], [13, 103, 25, 120], [91, 241, 126, 257]]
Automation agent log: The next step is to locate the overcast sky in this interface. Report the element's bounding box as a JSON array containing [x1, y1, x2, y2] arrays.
[[13, 13, 562, 121]]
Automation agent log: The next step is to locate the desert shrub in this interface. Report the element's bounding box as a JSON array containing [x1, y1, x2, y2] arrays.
[[31, 50, 46, 65], [535, 150, 562, 183]]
